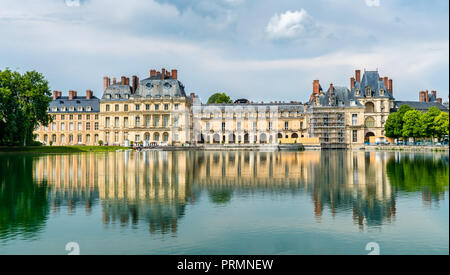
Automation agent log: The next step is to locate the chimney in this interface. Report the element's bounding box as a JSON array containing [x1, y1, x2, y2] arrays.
[[121, 76, 126, 85], [419, 91, 425, 102], [437, 98, 442, 104], [161, 68, 166, 80], [389, 79, 393, 95], [132, 75, 139, 94], [432, 90, 437, 99], [350, 77, 355, 91], [86, 90, 93, 100], [113, 77, 117, 85], [329, 83, 334, 95], [355, 70, 361, 83], [384, 77, 389, 91], [103, 76, 110, 92], [126, 77, 130, 86], [150, 70, 156, 77], [69, 90, 77, 100], [425, 90, 429, 102], [190, 93, 195, 104], [53, 90, 59, 100], [171, 69, 178, 80], [313, 80, 320, 95]]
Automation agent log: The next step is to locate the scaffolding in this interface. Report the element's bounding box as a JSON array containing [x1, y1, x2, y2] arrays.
[[307, 106, 348, 149]]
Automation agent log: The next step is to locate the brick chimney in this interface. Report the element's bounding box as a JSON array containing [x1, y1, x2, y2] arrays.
[[190, 93, 195, 104], [103, 76, 110, 92], [350, 77, 355, 91], [437, 98, 442, 104], [53, 90, 59, 100], [121, 76, 126, 85], [113, 77, 117, 85], [355, 70, 361, 83], [389, 79, 393, 96], [419, 91, 425, 102], [132, 75, 139, 94], [126, 77, 130, 86], [383, 77, 389, 91], [150, 70, 156, 77], [313, 80, 320, 95], [329, 83, 334, 95], [425, 90, 429, 102], [171, 69, 178, 80], [68, 90, 77, 100], [86, 90, 93, 100], [161, 68, 166, 80]]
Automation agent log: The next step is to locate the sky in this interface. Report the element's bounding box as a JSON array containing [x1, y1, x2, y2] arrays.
[[0, 0, 448, 103]]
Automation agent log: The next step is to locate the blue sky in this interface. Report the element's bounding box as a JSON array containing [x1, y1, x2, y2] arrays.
[[0, 0, 448, 102]]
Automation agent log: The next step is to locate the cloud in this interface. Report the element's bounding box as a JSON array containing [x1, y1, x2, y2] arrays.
[[65, 0, 80, 7], [265, 9, 316, 40], [364, 0, 380, 7]]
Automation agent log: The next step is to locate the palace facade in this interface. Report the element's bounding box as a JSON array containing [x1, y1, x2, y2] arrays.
[[34, 68, 449, 148]]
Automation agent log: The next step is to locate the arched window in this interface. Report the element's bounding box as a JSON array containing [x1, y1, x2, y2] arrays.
[[61, 134, 65, 144], [365, 117, 375, 128], [260, 133, 267, 144], [292, 133, 299, 139], [365, 102, 375, 113], [163, 132, 169, 142], [154, 132, 160, 142]]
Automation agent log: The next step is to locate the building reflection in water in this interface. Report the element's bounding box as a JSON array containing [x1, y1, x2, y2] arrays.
[[31, 150, 449, 235]]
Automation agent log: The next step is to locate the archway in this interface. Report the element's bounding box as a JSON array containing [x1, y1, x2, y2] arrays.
[[163, 132, 169, 142], [365, 132, 375, 143], [213, 133, 220, 144], [260, 133, 267, 144], [228, 133, 235, 144], [244, 133, 249, 144], [154, 132, 160, 142], [292, 133, 299, 139]]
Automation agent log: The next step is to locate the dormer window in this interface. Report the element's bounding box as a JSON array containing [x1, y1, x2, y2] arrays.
[[69, 106, 75, 112], [365, 86, 372, 97], [52, 107, 58, 112], [355, 89, 360, 96], [61, 106, 66, 112], [115, 94, 120, 99], [77, 106, 83, 112], [86, 106, 92, 111], [380, 89, 385, 96]]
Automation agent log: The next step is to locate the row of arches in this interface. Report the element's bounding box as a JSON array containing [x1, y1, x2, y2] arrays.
[[40, 134, 99, 145], [196, 132, 303, 144], [143, 132, 169, 142]]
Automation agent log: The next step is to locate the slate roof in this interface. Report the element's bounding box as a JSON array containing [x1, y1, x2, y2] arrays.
[[134, 75, 186, 98], [102, 84, 132, 101], [314, 86, 363, 108], [395, 101, 449, 113], [353, 71, 394, 99], [197, 102, 305, 113], [49, 96, 100, 113]]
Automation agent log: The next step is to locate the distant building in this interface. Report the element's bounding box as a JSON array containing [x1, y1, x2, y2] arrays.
[[34, 90, 100, 145]]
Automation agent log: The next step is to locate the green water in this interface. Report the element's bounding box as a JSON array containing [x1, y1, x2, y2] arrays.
[[0, 150, 448, 255]]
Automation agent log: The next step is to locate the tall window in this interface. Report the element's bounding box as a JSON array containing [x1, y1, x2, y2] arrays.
[[86, 122, 90, 130], [352, 114, 358, 126], [164, 104, 169, 110], [146, 104, 150, 110], [78, 122, 82, 131], [69, 122, 74, 131], [135, 116, 140, 127], [284, 121, 288, 130], [61, 122, 65, 131], [237, 122, 241, 130], [77, 134, 82, 143], [135, 104, 140, 111], [353, 130, 358, 143], [106, 105, 110, 111], [124, 105, 128, 112], [52, 123, 56, 131], [94, 122, 99, 130], [163, 116, 169, 127], [155, 104, 159, 110], [154, 117, 159, 126], [124, 117, 128, 128], [115, 104, 119, 112], [222, 122, 226, 131], [115, 117, 119, 128], [105, 117, 110, 128]]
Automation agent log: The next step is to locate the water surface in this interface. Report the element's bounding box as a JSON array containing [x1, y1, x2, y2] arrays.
[[0, 150, 448, 254]]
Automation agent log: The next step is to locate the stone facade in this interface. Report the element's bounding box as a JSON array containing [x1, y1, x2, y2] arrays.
[[34, 68, 449, 148]]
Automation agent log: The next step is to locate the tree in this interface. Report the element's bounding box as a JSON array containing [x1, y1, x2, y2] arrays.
[[207, 92, 232, 104], [385, 105, 412, 139], [419, 107, 442, 139], [433, 112, 449, 141], [0, 69, 52, 146], [402, 109, 423, 141]]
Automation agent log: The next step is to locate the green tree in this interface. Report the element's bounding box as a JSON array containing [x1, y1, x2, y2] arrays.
[[385, 105, 412, 139], [419, 106, 442, 139], [207, 92, 232, 104], [402, 109, 423, 141], [0, 69, 52, 146], [433, 111, 449, 141]]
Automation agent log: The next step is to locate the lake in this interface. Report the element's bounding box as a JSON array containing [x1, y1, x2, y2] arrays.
[[0, 150, 448, 255]]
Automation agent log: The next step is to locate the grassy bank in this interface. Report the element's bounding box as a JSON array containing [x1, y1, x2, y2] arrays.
[[0, 146, 128, 153]]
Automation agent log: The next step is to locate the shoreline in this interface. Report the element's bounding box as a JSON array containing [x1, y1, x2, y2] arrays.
[[1, 144, 448, 153]]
